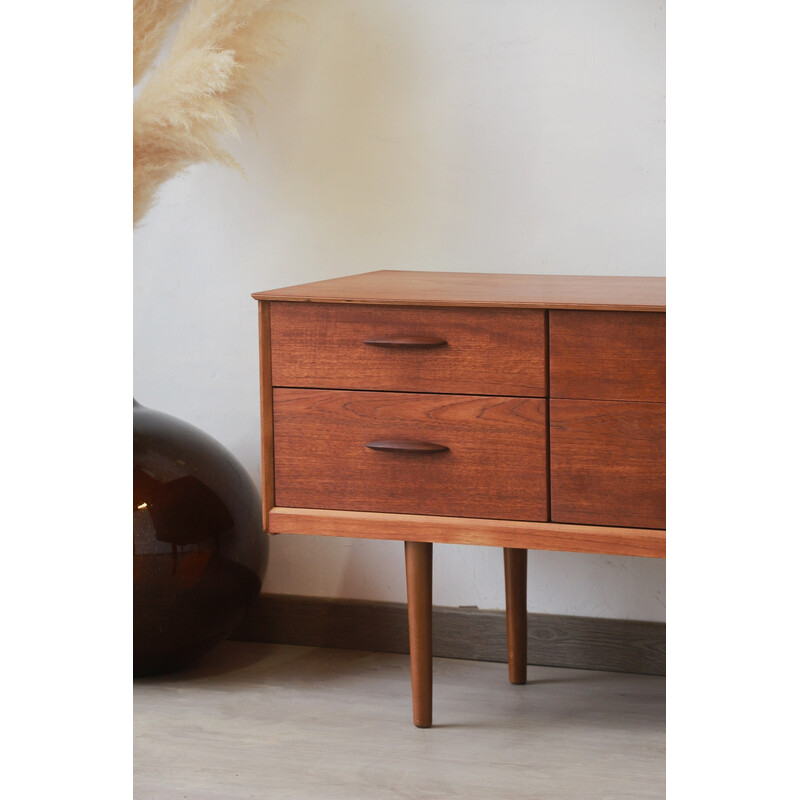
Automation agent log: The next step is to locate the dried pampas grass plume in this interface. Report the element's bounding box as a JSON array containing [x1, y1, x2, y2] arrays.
[[134, 0, 190, 87], [133, 0, 295, 226]]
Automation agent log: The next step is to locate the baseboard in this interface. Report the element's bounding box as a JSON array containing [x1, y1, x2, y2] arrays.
[[231, 594, 665, 676]]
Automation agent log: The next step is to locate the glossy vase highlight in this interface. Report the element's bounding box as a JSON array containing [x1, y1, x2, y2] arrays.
[[133, 400, 267, 676]]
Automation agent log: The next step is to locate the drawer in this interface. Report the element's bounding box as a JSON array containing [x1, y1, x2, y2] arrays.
[[550, 400, 665, 529], [269, 303, 546, 397], [549, 311, 665, 402], [273, 389, 548, 521]]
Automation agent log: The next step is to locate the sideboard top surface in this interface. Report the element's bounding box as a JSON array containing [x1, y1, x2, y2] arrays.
[[252, 271, 665, 311]]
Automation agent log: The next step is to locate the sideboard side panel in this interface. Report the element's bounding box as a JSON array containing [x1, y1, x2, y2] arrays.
[[257, 301, 275, 531]]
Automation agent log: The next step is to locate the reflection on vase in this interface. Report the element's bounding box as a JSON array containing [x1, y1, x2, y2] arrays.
[[133, 399, 267, 676]]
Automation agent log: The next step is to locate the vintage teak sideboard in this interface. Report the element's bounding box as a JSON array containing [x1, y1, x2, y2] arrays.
[[252, 271, 666, 727]]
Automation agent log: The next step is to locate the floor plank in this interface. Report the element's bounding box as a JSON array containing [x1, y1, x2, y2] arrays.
[[134, 641, 665, 799]]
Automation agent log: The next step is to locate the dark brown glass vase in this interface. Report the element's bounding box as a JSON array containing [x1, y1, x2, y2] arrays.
[[133, 400, 267, 676]]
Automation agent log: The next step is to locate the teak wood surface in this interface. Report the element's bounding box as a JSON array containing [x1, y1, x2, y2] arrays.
[[503, 548, 528, 685], [272, 388, 548, 521], [256, 270, 666, 727], [550, 399, 666, 529], [253, 270, 666, 311], [257, 302, 275, 530], [404, 541, 433, 728], [269, 302, 547, 397], [268, 507, 666, 559], [550, 310, 666, 402]]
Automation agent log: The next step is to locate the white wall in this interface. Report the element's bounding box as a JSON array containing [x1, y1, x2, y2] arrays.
[[133, 0, 665, 621]]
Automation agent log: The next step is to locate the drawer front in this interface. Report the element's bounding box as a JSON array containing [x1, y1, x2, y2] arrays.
[[550, 399, 665, 529], [273, 389, 548, 521], [270, 303, 546, 397], [549, 311, 665, 402]]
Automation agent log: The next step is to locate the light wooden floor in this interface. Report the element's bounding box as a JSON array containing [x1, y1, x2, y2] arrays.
[[134, 641, 665, 799]]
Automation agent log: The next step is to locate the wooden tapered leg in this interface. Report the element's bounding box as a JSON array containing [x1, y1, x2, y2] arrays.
[[504, 547, 528, 685], [404, 540, 433, 728]]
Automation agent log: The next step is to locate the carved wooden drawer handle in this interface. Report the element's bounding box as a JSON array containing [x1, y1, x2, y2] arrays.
[[365, 439, 450, 454], [362, 336, 447, 348]]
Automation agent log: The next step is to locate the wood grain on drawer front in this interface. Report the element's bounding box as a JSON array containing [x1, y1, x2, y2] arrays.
[[550, 400, 665, 529], [273, 389, 548, 521], [549, 311, 665, 402], [270, 303, 546, 397]]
